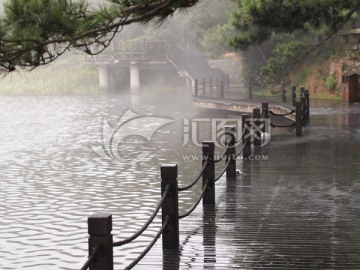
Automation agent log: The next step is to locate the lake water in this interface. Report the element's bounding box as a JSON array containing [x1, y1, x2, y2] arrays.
[[0, 91, 238, 269], [1, 93, 360, 269]]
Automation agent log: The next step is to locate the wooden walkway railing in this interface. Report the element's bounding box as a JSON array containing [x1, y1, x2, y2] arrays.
[[80, 96, 310, 269]]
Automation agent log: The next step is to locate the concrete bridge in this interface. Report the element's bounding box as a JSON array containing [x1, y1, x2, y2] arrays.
[[86, 40, 224, 94]]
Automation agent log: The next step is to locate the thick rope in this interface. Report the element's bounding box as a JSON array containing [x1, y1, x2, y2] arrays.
[[81, 245, 100, 270], [179, 180, 209, 219], [178, 158, 209, 191], [113, 185, 169, 247], [124, 216, 170, 270], [271, 122, 295, 128], [214, 146, 228, 163], [214, 158, 231, 182]]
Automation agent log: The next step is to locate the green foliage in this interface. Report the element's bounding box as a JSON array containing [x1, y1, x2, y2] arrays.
[[0, 0, 199, 73], [0, 0, 358, 76], [324, 73, 338, 92], [260, 40, 308, 84], [229, 0, 359, 49]]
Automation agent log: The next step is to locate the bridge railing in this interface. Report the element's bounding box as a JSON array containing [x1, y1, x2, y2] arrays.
[[194, 78, 310, 106], [194, 78, 310, 136], [80, 118, 282, 269], [100, 40, 166, 58]]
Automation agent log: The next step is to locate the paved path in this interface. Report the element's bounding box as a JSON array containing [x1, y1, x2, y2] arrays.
[[132, 101, 360, 269]]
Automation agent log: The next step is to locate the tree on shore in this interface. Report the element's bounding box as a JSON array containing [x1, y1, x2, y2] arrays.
[[0, 0, 359, 74]]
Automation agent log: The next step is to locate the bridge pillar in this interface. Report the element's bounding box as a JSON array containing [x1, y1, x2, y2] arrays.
[[98, 66, 110, 91], [130, 61, 140, 94]]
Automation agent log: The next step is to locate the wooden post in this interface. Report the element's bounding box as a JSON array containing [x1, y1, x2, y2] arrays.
[[202, 141, 215, 205], [295, 101, 303, 136], [304, 90, 310, 119], [194, 79, 198, 96], [261, 102, 268, 139], [253, 108, 261, 147], [300, 86, 305, 97], [261, 102, 269, 119], [292, 85, 297, 106], [225, 126, 237, 180], [242, 114, 251, 159], [220, 79, 225, 98], [300, 96, 306, 127], [88, 214, 113, 270], [161, 164, 179, 250], [281, 82, 286, 103]]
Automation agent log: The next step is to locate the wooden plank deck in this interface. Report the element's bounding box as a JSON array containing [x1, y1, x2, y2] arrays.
[[129, 114, 360, 269]]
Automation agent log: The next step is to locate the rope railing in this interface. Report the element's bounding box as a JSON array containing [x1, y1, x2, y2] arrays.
[[271, 122, 296, 128], [80, 245, 100, 270], [179, 179, 209, 219], [214, 147, 228, 163], [214, 159, 231, 183], [178, 158, 208, 191], [235, 142, 247, 158], [124, 215, 170, 270], [112, 184, 170, 247], [81, 101, 311, 269]]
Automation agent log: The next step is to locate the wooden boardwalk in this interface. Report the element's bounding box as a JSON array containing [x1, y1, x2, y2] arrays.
[[130, 104, 360, 269]]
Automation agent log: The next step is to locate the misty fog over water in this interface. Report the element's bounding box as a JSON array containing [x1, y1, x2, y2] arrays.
[[0, 90, 236, 269]]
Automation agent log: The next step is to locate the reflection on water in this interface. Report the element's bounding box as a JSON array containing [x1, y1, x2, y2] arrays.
[[1, 95, 360, 269]]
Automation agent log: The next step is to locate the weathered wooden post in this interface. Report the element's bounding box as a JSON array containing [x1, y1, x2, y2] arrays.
[[194, 79, 198, 96], [281, 82, 286, 103], [292, 85, 297, 106], [161, 164, 179, 250], [202, 78, 206, 96], [300, 86, 305, 97], [87, 214, 113, 270], [220, 79, 225, 98], [242, 114, 251, 159], [300, 96, 307, 127], [202, 141, 215, 205], [304, 90, 310, 119], [253, 108, 262, 147], [261, 102, 269, 139], [261, 102, 269, 119], [225, 126, 237, 180], [295, 101, 303, 136], [248, 80, 253, 100]]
